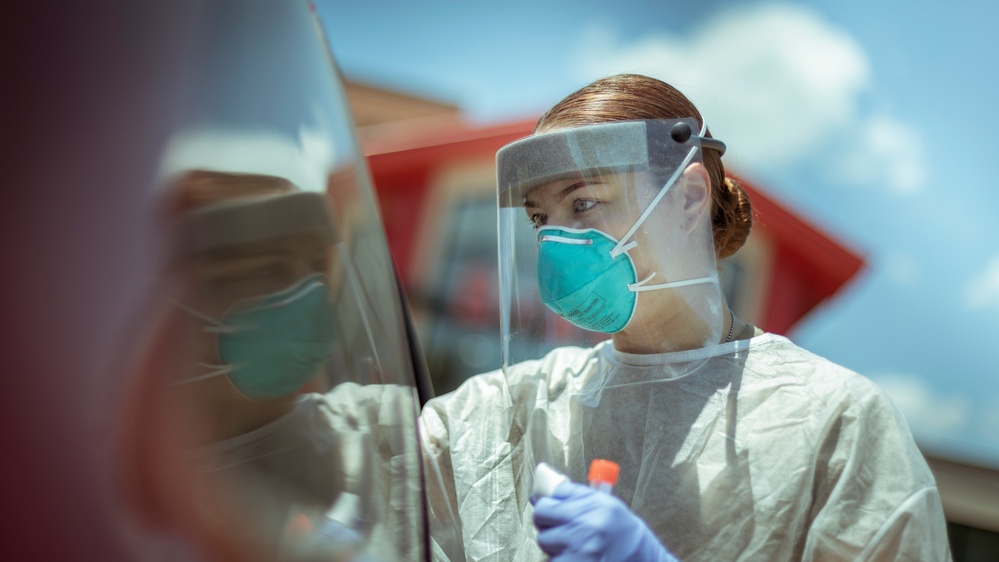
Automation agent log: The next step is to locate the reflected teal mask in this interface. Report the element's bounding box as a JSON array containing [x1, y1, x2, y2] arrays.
[[176, 273, 336, 400]]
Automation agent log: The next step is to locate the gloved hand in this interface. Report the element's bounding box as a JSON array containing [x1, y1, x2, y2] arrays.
[[532, 481, 678, 562]]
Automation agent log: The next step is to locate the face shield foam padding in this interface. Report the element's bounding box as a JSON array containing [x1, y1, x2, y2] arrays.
[[180, 190, 338, 256], [497, 119, 724, 208]]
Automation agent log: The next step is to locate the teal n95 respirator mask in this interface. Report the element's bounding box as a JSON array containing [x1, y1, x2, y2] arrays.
[[175, 273, 337, 400], [497, 119, 728, 363]]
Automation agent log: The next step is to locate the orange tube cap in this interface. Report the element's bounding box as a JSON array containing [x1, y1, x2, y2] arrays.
[[588, 459, 620, 486]]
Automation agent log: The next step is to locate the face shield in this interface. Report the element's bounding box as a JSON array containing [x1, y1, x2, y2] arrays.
[[498, 119, 728, 369]]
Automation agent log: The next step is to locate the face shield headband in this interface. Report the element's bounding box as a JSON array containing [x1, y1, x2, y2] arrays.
[[497, 119, 726, 334], [178, 190, 338, 256]]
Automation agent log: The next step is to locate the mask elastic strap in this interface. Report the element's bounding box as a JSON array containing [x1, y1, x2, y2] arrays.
[[170, 299, 239, 334], [627, 272, 716, 292], [608, 124, 705, 259], [169, 363, 233, 386], [167, 300, 237, 385], [251, 273, 329, 311]]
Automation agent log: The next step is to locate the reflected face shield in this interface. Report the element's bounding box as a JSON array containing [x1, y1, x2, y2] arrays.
[[496, 119, 728, 364]]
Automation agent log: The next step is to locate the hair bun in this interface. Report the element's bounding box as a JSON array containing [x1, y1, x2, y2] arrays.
[[713, 176, 753, 259]]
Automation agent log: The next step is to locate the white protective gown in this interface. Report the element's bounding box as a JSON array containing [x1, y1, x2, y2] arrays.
[[420, 333, 952, 561]]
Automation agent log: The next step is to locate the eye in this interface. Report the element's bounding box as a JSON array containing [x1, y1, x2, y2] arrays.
[[213, 264, 286, 286], [308, 248, 330, 273], [572, 199, 597, 213], [528, 212, 548, 229]]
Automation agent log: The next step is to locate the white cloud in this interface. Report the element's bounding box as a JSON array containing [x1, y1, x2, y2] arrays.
[[870, 373, 970, 437], [963, 255, 999, 311], [832, 116, 926, 193], [570, 2, 925, 193]]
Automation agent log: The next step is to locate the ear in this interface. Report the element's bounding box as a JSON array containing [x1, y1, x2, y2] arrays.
[[680, 163, 711, 232]]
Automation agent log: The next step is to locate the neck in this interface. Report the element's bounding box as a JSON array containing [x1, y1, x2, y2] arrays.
[[611, 298, 732, 355], [173, 377, 298, 445]]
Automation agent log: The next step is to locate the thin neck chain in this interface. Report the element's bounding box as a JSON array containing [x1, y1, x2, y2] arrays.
[[725, 315, 736, 343]]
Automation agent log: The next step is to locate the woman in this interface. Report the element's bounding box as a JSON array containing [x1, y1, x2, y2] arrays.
[[420, 74, 951, 561]]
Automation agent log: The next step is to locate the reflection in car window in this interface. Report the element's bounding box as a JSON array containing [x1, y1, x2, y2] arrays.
[[121, 1, 428, 560]]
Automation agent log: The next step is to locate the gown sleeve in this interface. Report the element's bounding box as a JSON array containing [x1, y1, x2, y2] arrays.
[[420, 395, 466, 562], [803, 376, 952, 561]]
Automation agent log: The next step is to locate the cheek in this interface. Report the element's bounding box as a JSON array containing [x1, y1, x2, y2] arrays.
[[628, 253, 656, 281], [189, 320, 221, 362], [176, 311, 222, 364], [629, 216, 687, 273], [187, 293, 233, 363], [543, 207, 584, 229], [587, 205, 639, 239], [199, 333, 222, 363]]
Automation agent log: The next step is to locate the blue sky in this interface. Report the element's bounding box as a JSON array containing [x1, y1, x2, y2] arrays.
[[317, 0, 999, 468]]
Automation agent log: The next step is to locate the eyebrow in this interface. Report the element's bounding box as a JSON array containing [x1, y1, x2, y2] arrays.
[[523, 181, 593, 209]]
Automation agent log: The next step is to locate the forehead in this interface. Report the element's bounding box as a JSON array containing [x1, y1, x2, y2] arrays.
[[522, 171, 648, 208], [178, 192, 337, 256], [185, 233, 330, 273], [213, 233, 329, 259]]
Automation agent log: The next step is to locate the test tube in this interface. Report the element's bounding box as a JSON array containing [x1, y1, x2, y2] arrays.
[[588, 459, 620, 493], [533, 462, 570, 498]]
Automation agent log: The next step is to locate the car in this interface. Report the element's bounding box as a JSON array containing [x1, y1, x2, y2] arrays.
[[5, 1, 434, 560]]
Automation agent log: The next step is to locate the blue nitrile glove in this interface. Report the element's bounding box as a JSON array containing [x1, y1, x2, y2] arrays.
[[533, 481, 678, 562]]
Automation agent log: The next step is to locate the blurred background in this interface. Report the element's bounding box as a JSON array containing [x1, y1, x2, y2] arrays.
[[315, 0, 999, 557]]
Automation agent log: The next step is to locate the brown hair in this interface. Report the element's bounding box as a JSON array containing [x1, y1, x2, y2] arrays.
[[167, 169, 296, 214], [535, 74, 752, 259]]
